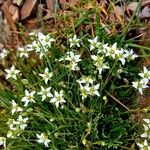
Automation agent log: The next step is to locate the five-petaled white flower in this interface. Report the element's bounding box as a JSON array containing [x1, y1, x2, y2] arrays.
[[60, 51, 81, 71], [88, 84, 100, 97], [11, 100, 23, 115], [132, 80, 149, 94], [91, 55, 109, 74], [65, 51, 81, 63], [138, 66, 150, 84], [6, 119, 16, 130], [124, 49, 138, 61], [88, 36, 101, 51], [14, 115, 29, 130], [36, 133, 51, 147], [69, 35, 80, 47], [39, 68, 53, 84], [105, 42, 118, 59], [0, 137, 6, 148], [21, 90, 36, 107], [18, 47, 32, 58], [5, 65, 20, 80], [27, 32, 55, 59], [80, 84, 89, 100], [50, 90, 66, 108], [76, 76, 94, 85], [0, 48, 8, 59], [116, 48, 126, 65], [37, 86, 53, 101], [137, 140, 150, 150]]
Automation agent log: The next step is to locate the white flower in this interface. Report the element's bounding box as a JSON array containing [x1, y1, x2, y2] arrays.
[[80, 84, 89, 100], [67, 62, 80, 71], [97, 43, 109, 54], [76, 76, 94, 85], [27, 33, 55, 59], [88, 36, 101, 51], [0, 137, 6, 148], [37, 32, 55, 46], [37, 86, 53, 101], [6, 119, 16, 130], [143, 119, 150, 124], [137, 140, 150, 150], [60, 51, 81, 71], [15, 115, 29, 130], [26, 41, 41, 52], [65, 51, 81, 63], [105, 42, 118, 59], [29, 31, 37, 36], [140, 118, 150, 139], [139, 66, 150, 84], [79, 83, 100, 99], [5, 65, 20, 80], [91, 55, 109, 74], [124, 49, 138, 61], [50, 90, 66, 108], [39, 68, 53, 84], [18, 47, 32, 58], [69, 35, 80, 47], [116, 48, 126, 65], [88, 84, 100, 96], [36, 133, 51, 147], [21, 90, 36, 107], [11, 100, 23, 115], [7, 130, 16, 139], [0, 48, 8, 59], [132, 80, 149, 94]]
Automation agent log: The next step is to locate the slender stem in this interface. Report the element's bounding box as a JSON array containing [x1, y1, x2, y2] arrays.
[[106, 91, 130, 111]]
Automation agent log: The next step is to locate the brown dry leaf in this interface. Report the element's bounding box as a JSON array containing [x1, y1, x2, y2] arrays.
[[101, 22, 111, 34], [137, 88, 150, 108], [115, 6, 124, 16], [98, 5, 108, 16], [59, 0, 79, 9], [20, 0, 37, 20], [68, 0, 79, 6], [0, 0, 4, 4], [111, 3, 124, 27], [139, 6, 150, 18], [9, 5, 19, 22], [142, 0, 150, 7], [127, 2, 139, 12], [84, 2, 94, 10], [1, 2, 17, 31], [46, 0, 54, 12]]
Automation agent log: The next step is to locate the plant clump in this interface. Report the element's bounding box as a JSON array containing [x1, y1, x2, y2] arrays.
[[0, 32, 150, 149]]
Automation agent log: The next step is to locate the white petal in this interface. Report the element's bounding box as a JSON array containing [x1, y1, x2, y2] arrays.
[[141, 132, 148, 138], [143, 119, 150, 124]]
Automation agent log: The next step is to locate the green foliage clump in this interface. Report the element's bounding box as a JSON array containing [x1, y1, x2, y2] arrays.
[[0, 31, 149, 150]]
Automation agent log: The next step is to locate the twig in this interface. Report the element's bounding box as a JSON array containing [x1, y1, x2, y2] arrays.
[[106, 91, 130, 111]]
